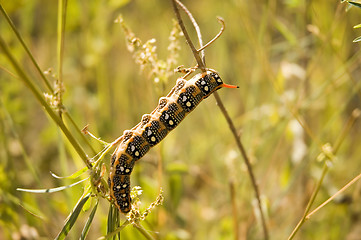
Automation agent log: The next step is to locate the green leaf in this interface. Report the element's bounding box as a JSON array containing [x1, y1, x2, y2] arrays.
[[353, 23, 361, 29], [80, 201, 98, 240], [349, 1, 361, 9], [16, 178, 88, 193], [55, 193, 91, 240], [353, 36, 361, 42], [106, 205, 121, 240], [50, 167, 88, 179]]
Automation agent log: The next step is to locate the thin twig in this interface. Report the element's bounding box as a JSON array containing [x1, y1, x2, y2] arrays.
[[173, 0, 205, 64], [56, 0, 67, 118], [214, 92, 269, 240], [171, 0, 206, 71], [287, 108, 361, 239], [230, 181, 240, 240], [287, 163, 328, 240], [306, 171, 361, 219], [197, 17, 225, 53], [171, 1, 268, 239]]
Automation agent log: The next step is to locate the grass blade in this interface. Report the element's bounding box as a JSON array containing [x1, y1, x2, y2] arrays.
[[353, 36, 361, 42], [106, 204, 121, 240], [348, 1, 361, 9], [17, 178, 88, 193], [0, 35, 92, 169], [55, 193, 91, 240], [80, 200, 99, 240], [50, 167, 89, 179]]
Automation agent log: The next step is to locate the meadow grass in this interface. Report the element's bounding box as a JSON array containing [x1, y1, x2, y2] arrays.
[[1, 0, 361, 239]]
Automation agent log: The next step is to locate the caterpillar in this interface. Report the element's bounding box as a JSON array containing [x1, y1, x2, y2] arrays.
[[109, 70, 237, 213]]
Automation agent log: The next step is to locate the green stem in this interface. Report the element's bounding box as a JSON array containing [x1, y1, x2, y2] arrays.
[[287, 164, 329, 240], [288, 109, 360, 239], [0, 3, 97, 156], [0, 36, 92, 170], [133, 222, 156, 240], [57, 0, 67, 118], [0, 4, 53, 91]]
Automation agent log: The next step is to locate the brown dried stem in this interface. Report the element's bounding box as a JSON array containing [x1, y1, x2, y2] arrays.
[[171, 1, 268, 239], [171, 0, 206, 71]]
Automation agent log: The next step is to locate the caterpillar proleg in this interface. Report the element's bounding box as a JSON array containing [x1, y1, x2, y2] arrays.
[[109, 70, 237, 213]]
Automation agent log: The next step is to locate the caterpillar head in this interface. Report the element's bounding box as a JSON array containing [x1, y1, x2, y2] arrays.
[[196, 71, 238, 98]]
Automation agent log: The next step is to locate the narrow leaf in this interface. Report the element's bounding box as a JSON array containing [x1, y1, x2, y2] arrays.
[[80, 201, 99, 240], [107, 204, 121, 240], [353, 36, 361, 42], [353, 23, 361, 29], [349, 1, 361, 9], [16, 178, 88, 193], [100, 217, 129, 240], [50, 167, 88, 179], [55, 193, 91, 240]]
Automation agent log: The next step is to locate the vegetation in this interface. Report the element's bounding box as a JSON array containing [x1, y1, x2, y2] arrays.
[[1, 0, 361, 239]]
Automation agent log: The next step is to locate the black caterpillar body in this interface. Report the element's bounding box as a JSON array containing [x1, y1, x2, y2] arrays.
[[109, 70, 236, 213]]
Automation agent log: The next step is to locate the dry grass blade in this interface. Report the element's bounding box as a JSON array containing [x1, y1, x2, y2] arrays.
[[288, 108, 361, 239], [306, 172, 361, 219]]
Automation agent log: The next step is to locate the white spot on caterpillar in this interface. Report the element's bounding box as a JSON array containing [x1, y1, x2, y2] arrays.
[[151, 136, 156, 142], [124, 202, 128, 206], [164, 113, 169, 120], [122, 184, 127, 188], [131, 145, 135, 152], [116, 185, 121, 189], [120, 166, 124, 171], [201, 80, 206, 85], [147, 130, 152, 136], [122, 193, 126, 198], [204, 86, 209, 91], [135, 151, 140, 157], [125, 169, 130, 173], [169, 120, 174, 126], [182, 96, 187, 102], [186, 101, 191, 107]]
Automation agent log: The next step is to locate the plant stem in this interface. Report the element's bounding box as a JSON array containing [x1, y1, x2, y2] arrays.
[[287, 108, 360, 239], [0, 3, 97, 156], [214, 92, 269, 240], [230, 181, 240, 240], [171, 1, 268, 238], [0, 4, 53, 91], [171, 0, 206, 72], [134, 222, 156, 240], [0, 36, 92, 170]]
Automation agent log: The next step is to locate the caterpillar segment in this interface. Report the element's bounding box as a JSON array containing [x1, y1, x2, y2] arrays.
[[109, 70, 237, 213]]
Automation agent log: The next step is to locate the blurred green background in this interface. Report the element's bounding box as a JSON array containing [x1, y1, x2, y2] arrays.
[[1, 0, 361, 239]]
